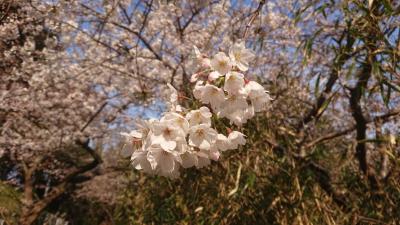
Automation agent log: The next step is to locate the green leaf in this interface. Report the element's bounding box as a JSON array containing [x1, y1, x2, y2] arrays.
[[385, 84, 392, 106], [316, 96, 332, 117], [382, 0, 394, 13], [246, 172, 256, 189], [383, 79, 400, 93], [346, 61, 356, 79], [314, 73, 321, 98], [371, 61, 381, 77], [315, 3, 329, 19], [379, 82, 389, 106], [294, 3, 312, 25], [303, 28, 323, 63]]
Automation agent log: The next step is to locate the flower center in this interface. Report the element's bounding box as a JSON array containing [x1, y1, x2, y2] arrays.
[[234, 52, 241, 60], [163, 128, 172, 137], [195, 129, 205, 137], [177, 118, 185, 126], [218, 60, 227, 68]]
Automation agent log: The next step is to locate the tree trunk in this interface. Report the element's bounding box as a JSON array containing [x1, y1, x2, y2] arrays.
[[20, 184, 66, 225]]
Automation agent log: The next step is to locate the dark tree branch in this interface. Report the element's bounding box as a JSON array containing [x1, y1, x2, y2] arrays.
[[349, 59, 380, 190], [243, 0, 266, 39], [79, 3, 174, 70], [264, 136, 350, 211], [118, 3, 132, 24], [297, 27, 355, 131], [298, 57, 352, 131], [20, 140, 102, 225], [80, 102, 108, 132], [304, 109, 400, 149]]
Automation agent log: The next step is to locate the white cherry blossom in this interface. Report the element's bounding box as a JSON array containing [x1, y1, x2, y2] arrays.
[[245, 81, 265, 98], [189, 124, 218, 150], [147, 145, 181, 174], [197, 84, 226, 109], [186, 107, 212, 126], [208, 148, 221, 161], [208, 71, 223, 81], [219, 94, 248, 116], [180, 151, 198, 168], [193, 45, 211, 69], [225, 108, 250, 127], [121, 130, 142, 140], [229, 42, 255, 71], [131, 150, 153, 173], [161, 112, 190, 134], [224, 71, 246, 95], [120, 131, 142, 157], [195, 150, 211, 169], [228, 131, 246, 149], [251, 92, 270, 112], [152, 121, 184, 151], [193, 81, 205, 99], [166, 83, 184, 112], [245, 81, 271, 112], [211, 52, 232, 75], [215, 134, 231, 151]]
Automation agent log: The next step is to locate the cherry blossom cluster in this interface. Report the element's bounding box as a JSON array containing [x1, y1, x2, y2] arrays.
[[122, 42, 270, 178], [191, 42, 271, 126]]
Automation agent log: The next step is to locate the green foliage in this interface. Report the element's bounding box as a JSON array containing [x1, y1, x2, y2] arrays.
[[0, 182, 21, 225], [80, 113, 398, 225]]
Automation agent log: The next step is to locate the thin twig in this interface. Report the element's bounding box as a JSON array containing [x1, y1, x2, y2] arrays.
[[243, 0, 266, 39]]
